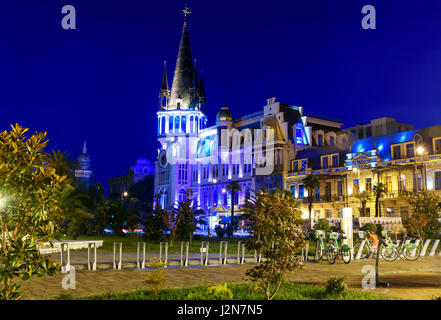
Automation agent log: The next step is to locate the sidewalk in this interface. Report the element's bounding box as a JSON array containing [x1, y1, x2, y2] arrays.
[[19, 256, 440, 300]]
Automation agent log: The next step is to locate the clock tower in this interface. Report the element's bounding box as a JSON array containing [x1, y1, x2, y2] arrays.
[[154, 6, 207, 209]]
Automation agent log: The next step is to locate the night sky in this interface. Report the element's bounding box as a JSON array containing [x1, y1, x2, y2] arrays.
[[1, 0, 441, 191]]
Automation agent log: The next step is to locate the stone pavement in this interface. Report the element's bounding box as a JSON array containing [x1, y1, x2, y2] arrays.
[[19, 255, 440, 300]]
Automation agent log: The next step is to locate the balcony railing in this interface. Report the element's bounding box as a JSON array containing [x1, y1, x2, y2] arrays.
[[300, 195, 347, 204]]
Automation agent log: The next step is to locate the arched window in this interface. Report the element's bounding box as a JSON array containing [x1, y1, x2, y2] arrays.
[[161, 116, 166, 134], [175, 116, 180, 133], [203, 191, 208, 209], [245, 187, 251, 204], [181, 116, 187, 133], [169, 116, 174, 133], [190, 116, 194, 133], [178, 189, 186, 203], [158, 117, 161, 134], [195, 116, 199, 134]]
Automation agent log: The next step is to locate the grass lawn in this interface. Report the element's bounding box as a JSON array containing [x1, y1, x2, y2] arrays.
[[55, 281, 391, 300], [60, 234, 256, 255]]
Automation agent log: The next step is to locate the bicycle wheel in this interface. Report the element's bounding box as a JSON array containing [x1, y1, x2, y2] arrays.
[[326, 243, 336, 264], [353, 242, 369, 259], [403, 245, 420, 261], [341, 247, 351, 264], [380, 245, 399, 261], [315, 242, 324, 261]]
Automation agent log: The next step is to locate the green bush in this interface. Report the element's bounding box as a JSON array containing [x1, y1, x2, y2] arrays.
[[325, 277, 347, 296], [226, 223, 235, 238], [314, 218, 330, 231], [144, 257, 167, 293], [329, 225, 342, 233], [215, 225, 226, 239], [186, 283, 233, 300], [360, 223, 381, 235]]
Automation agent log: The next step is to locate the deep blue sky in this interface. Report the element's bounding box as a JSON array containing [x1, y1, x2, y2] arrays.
[[1, 0, 441, 191]]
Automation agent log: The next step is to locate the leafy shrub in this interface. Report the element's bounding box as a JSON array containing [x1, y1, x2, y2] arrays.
[[360, 223, 381, 235], [144, 257, 166, 293], [314, 218, 330, 231], [186, 283, 233, 300], [193, 234, 203, 241], [432, 294, 441, 300], [329, 225, 342, 233], [215, 225, 226, 239], [226, 223, 235, 238], [325, 277, 347, 296]]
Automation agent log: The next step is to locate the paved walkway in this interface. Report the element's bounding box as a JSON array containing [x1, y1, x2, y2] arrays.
[[19, 256, 440, 300]]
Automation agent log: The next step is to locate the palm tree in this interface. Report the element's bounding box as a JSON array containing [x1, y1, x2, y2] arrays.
[[302, 175, 320, 228], [226, 181, 241, 231], [357, 190, 372, 217], [46, 150, 78, 183], [373, 183, 387, 217]]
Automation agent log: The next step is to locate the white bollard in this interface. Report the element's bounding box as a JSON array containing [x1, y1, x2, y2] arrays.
[[429, 239, 439, 256], [420, 239, 431, 257], [355, 240, 366, 260]]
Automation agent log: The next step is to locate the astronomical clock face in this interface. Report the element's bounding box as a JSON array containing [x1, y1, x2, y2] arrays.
[[158, 149, 168, 168]]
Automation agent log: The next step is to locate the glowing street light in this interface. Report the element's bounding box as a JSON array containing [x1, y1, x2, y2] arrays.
[[416, 146, 424, 155]]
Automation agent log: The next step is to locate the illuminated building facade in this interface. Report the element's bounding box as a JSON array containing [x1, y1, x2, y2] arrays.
[[154, 10, 441, 231], [285, 124, 441, 221]]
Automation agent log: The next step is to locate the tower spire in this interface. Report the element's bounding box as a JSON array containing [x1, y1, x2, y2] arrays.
[[169, 6, 194, 109], [82, 139, 87, 154], [161, 61, 169, 91]]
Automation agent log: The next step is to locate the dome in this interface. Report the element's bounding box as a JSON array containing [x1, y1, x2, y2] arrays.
[[78, 153, 91, 170], [77, 140, 90, 170], [216, 106, 233, 122]]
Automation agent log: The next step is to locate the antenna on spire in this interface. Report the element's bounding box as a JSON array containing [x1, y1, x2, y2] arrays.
[[83, 139, 87, 154], [183, 4, 191, 26]]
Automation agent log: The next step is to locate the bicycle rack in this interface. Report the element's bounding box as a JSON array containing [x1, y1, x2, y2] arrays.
[[254, 249, 262, 263], [136, 242, 146, 269], [354, 240, 366, 260], [429, 239, 439, 256], [420, 239, 431, 256], [314, 241, 321, 261], [113, 242, 122, 270], [237, 241, 245, 264], [410, 239, 421, 257], [303, 241, 309, 262], [200, 241, 209, 266], [180, 241, 189, 267], [87, 242, 97, 271], [219, 241, 228, 265], [60, 242, 71, 273], [159, 242, 168, 265]]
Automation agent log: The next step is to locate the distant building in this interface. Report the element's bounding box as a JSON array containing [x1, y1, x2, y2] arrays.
[[109, 159, 154, 196], [341, 117, 414, 141], [75, 140, 92, 190]]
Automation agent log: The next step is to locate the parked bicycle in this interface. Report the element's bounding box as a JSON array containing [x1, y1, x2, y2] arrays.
[[326, 230, 351, 264], [380, 231, 421, 261], [314, 229, 327, 261], [353, 231, 373, 259]]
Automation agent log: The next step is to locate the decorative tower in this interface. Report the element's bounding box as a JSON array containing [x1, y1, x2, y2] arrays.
[[75, 140, 92, 190], [154, 6, 207, 209]]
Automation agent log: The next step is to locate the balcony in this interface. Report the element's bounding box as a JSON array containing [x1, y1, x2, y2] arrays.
[[382, 189, 424, 199], [300, 195, 347, 204]]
